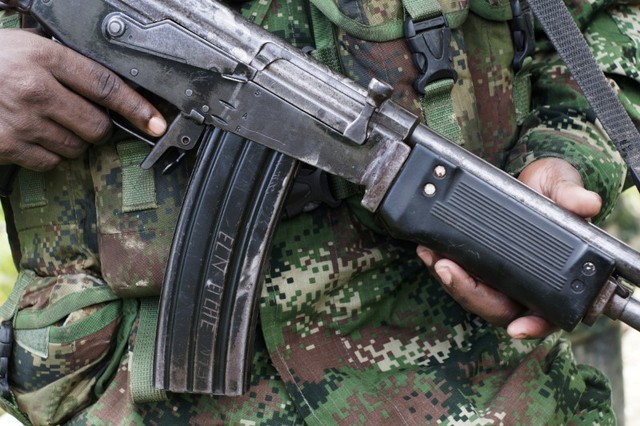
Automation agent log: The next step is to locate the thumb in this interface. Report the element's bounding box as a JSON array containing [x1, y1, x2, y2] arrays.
[[548, 178, 602, 218], [519, 158, 602, 219]]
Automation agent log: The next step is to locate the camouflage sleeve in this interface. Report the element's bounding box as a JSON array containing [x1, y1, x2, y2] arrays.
[[504, 2, 640, 224]]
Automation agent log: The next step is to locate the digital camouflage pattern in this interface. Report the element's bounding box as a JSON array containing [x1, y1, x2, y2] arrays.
[[0, 0, 638, 423]]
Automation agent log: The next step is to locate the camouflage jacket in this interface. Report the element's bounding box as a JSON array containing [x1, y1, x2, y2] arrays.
[[0, 0, 636, 424]]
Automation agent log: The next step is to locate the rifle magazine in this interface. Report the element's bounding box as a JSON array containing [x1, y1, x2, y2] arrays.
[[154, 128, 297, 396]]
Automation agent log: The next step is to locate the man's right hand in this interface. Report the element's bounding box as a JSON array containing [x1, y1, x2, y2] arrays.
[[0, 29, 167, 171]]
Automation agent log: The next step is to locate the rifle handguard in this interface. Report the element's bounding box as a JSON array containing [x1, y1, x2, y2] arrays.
[[155, 129, 297, 395]]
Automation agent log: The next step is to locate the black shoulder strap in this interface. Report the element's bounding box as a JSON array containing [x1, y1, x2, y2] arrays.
[[527, 0, 640, 189]]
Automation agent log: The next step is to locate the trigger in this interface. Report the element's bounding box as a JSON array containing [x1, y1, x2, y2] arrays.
[[140, 111, 207, 169], [110, 110, 159, 146]]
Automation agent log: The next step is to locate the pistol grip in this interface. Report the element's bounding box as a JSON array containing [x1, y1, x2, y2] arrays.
[[155, 128, 297, 395]]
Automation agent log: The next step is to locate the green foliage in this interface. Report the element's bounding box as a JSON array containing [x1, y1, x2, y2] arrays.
[[603, 189, 640, 250], [0, 209, 16, 304]]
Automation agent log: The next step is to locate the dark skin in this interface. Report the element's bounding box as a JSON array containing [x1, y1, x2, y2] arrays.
[[3, 29, 601, 339], [417, 157, 603, 339], [0, 29, 166, 171]]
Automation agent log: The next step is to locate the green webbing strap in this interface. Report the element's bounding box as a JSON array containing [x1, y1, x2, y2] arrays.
[[18, 170, 46, 209], [0, 271, 33, 324], [329, 175, 363, 200], [513, 58, 533, 125], [308, 0, 402, 42], [0, 10, 20, 29], [310, 4, 342, 73], [95, 298, 138, 397], [15, 286, 117, 329], [402, 0, 464, 144], [117, 140, 157, 213], [422, 79, 463, 143], [0, 271, 35, 425], [130, 297, 167, 403], [403, 0, 442, 21]]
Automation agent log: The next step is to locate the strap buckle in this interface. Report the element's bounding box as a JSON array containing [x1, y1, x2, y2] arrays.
[[510, 0, 535, 72], [0, 321, 12, 399], [404, 15, 458, 94], [284, 165, 340, 219]]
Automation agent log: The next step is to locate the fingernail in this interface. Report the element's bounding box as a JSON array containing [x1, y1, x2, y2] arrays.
[[507, 323, 529, 340], [148, 116, 167, 136], [435, 265, 452, 286], [417, 247, 433, 266]]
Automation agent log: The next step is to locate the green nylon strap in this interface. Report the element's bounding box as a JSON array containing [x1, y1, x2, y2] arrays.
[[18, 169, 47, 209], [422, 79, 463, 144], [403, 0, 442, 20], [0, 11, 20, 29], [14, 300, 123, 360], [400, 0, 464, 144], [513, 58, 533, 125], [95, 298, 138, 397], [0, 271, 33, 323], [329, 175, 363, 200], [308, 0, 403, 41], [0, 271, 35, 425], [130, 297, 167, 403], [117, 140, 157, 213], [310, 4, 342, 73], [15, 286, 118, 329]]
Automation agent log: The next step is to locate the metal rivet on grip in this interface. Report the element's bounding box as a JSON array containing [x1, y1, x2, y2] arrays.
[[582, 262, 596, 276], [423, 183, 436, 197], [434, 165, 447, 179]]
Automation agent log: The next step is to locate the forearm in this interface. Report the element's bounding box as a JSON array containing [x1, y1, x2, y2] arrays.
[[507, 57, 627, 223]]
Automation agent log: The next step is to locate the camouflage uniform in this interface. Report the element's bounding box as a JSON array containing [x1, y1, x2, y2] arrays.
[[0, 0, 636, 423]]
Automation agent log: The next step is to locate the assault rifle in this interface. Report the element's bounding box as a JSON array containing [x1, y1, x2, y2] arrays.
[[4, 0, 640, 397]]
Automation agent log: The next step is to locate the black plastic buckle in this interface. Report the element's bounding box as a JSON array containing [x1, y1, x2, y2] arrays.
[[0, 321, 12, 399], [404, 15, 458, 94], [284, 165, 340, 219], [510, 0, 535, 72]]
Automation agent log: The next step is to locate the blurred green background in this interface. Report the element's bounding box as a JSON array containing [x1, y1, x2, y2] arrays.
[[0, 210, 15, 300]]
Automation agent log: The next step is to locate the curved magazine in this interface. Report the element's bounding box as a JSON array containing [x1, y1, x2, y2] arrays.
[[155, 128, 297, 395]]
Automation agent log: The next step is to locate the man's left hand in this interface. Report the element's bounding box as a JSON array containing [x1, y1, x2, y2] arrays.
[[417, 158, 602, 339]]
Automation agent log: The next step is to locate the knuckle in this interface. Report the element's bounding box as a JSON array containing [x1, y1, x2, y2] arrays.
[[15, 74, 51, 104], [58, 134, 86, 158], [89, 116, 113, 143], [89, 66, 122, 103]]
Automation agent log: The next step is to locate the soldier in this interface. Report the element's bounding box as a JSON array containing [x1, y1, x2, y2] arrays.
[[0, 0, 633, 424]]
